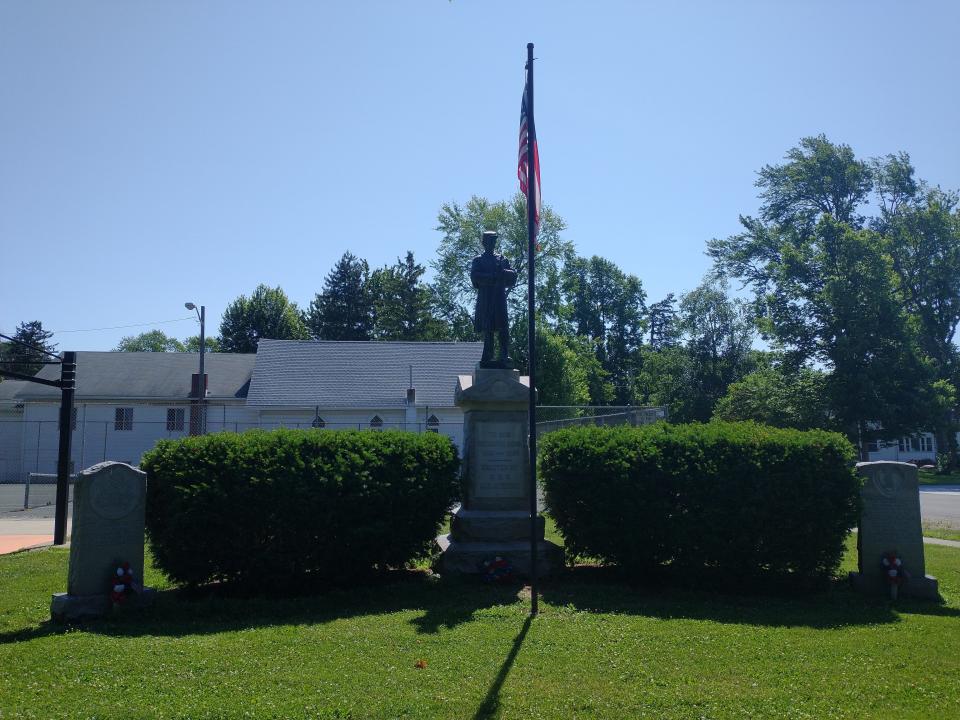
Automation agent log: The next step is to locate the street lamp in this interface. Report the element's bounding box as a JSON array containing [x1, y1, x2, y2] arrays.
[[185, 302, 206, 433]]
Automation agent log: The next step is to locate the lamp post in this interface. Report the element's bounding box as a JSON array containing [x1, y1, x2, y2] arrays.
[[185, 302, 206, 433]]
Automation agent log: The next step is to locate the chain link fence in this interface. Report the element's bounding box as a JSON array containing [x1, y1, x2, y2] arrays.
[[1, 405, 667, 512]]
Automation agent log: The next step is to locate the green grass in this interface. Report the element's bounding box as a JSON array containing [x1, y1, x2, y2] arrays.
[[1, 541, 959, 719], [923, 523, 960, 543], [918, 468, 960, 486]]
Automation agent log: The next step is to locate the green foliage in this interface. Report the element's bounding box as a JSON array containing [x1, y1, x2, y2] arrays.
[[535, 328, 610, 405], [183, 335, 222, 353], [709, 136, 934, 443], [540, 422, 859, 589], [561, 255, 646, 403], [115, 330, 186, 353], [219, 284, 309, 353], [141, 429, 460, 589], [0, 320, 56, 376], [370, 251, 448, 340], [431, 194, 573, 331], [306, 252, 375, 340], [713, 366, 834, 430], [646, 293, 680, 349]]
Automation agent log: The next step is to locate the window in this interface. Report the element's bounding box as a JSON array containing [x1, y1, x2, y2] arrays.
[[114, 407, 133, 431], [920, 435, 934, 453], [426, 415, 440, 434], [166, 408, 185, 432], [370, 415, 383, 430]]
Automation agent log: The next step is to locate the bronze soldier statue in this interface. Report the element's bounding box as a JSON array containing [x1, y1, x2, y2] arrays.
[[471, 230, 517, 367]]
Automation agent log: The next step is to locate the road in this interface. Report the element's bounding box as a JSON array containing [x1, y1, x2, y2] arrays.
[[919, 485, 960, 528]]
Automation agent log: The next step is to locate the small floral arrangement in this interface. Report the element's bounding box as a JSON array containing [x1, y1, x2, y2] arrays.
[[110, 562, 137, 605], [480, 556, 514, 584], [881, 552, 909, 599]]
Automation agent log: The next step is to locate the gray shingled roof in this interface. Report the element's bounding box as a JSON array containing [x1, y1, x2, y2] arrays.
[[246, 340, 484, 408], [9, 352, 255, 400]]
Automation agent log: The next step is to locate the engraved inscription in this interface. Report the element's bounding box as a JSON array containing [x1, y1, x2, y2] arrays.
[[90, 470, 141, 520], [472, 421, 524, 498]]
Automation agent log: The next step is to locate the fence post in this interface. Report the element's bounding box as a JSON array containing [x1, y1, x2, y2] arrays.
[[23, 473, 30, 510]]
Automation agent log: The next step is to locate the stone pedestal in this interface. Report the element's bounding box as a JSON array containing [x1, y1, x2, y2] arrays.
[[436, 367, 563, 576], [50, 462, 156, 621], [849, 461, 939, 600]]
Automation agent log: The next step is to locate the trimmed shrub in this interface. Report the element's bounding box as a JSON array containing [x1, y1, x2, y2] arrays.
[[540, 421, 859, 590], [142, 429, 459, 588]]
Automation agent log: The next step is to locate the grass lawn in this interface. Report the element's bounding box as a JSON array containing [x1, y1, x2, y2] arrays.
[[917, 468, 960, 486], [923, 524, 960, 543], [1, 540, 959, 720]]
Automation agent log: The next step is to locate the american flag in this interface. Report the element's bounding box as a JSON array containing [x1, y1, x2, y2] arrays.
[[518, 69, 541, 229]]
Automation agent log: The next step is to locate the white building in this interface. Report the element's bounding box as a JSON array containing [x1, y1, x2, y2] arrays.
[[0, 340, 484, 483]]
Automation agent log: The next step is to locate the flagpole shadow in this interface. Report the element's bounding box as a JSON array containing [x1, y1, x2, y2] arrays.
[[472, 614, 533, 720]]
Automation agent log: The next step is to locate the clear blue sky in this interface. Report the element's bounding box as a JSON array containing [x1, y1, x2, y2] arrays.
[[2, 1, 958, 351]]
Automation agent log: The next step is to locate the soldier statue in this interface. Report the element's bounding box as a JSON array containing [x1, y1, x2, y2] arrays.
[[471, 230, 517, 367]]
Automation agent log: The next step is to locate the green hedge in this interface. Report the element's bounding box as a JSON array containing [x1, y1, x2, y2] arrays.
[[142, 429, 460, 589], [540, 422, 859, 589]]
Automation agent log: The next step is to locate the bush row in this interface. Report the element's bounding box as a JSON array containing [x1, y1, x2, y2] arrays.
[[539, 422, 859, 589], [142, 429, 459, 588]]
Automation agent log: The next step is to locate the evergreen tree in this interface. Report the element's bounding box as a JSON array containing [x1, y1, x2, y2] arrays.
[[1, 321, 57, 376], [647, 293, 680, 349], [306, 252, 374, 340], [370, 252, 446, 340]]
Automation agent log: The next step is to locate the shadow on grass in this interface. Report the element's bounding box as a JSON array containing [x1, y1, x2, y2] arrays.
[[538, 565, 960, 629], [472, 615, 531, 720], [2, 565, 957, 646]]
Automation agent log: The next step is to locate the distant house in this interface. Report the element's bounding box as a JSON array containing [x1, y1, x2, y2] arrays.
[[866, 434, 940, 464], [0, 341, 484, 483]]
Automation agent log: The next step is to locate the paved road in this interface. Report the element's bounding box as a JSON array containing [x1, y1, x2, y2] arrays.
[[919, 485, 960, 528]]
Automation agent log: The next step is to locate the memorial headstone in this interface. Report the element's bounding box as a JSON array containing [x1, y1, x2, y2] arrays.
[[435, 366, 563, 575], [850, 461, 939, 600], [51, 461, 155, 620]]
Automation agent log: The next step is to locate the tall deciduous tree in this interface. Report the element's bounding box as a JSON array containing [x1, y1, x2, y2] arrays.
[[562, 255, 646, 403], [1, 321, 57, 376], [431, 194, 573, 334], [708, 136, 931, 447], [306, 252, 374, 341], [115, 330, 186, 352], [647, 293, 680, 349], [219, 285, 309, 353]]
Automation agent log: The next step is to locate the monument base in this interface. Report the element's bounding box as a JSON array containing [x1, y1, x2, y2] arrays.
[[51, 587, 157, 622], [848, 572, 940, 601], [435, 533, 564, 576]]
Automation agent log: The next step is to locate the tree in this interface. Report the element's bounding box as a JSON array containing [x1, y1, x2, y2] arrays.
[[874, 162, 960, 464], [647, 293, 680, 349], [708, 136, 932, 447], [115, 330, 186, 352], [306, 252, 374, 341], [561, 255, 646, 403], [370, 252, 447, 340], [184, 335, 222, 353], [678, 280, 755, 421], [713, 365, 833, 430], [219, 285, 310, 353], [431, 194, 574, 334], [1, 321, 57, 376]]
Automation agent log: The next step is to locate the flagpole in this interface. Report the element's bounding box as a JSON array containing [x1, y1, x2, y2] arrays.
[[525, 41, 539, 617]]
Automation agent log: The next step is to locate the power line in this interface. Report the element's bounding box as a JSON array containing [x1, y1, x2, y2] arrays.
[[48, 317, 198, 334]]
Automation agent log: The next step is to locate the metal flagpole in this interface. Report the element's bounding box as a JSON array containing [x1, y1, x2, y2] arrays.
[[525, 41, 539, 616]]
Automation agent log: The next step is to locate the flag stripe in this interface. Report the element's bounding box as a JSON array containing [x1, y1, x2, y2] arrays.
[[518, 73, 541, 230]]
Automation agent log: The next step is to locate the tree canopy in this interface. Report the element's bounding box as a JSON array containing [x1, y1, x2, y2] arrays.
[[219, 285, 310, 353]]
